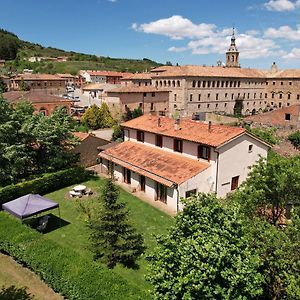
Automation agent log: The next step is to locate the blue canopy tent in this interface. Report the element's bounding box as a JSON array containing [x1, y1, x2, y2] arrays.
[[2, 194, 60, 220]]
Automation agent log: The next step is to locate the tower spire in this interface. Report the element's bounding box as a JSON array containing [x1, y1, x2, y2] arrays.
[[226, 26, 240, 68]]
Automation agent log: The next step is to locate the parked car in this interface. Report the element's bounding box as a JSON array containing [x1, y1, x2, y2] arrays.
[[74, 96, 80, 102], [66, 86, 74, 92]]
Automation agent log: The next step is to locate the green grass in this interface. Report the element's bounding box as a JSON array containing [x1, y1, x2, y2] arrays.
[[43, 176, 173, 294]]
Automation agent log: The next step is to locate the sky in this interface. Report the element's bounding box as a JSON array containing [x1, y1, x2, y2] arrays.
[[1, 0, 300, 69]]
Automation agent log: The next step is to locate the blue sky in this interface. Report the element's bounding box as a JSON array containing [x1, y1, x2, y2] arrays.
[[1, 0, 300, 69]]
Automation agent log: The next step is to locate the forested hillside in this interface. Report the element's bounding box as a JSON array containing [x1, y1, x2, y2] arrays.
[[0, 28, 162, 74]]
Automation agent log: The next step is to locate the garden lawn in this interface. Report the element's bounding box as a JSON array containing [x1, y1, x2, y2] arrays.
[[44, 176, 174, 295]]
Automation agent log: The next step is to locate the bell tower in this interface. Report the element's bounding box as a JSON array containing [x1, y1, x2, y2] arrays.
[[226, 27, 240, 68]]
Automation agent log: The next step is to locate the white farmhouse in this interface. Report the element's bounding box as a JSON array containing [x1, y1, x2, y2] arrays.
[[99, 115, 270, 213]]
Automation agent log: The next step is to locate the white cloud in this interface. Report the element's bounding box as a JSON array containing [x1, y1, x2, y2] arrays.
[[132, 15, 216, 40], [282, 47, 300, 59], [132, 15, 294, 60], [264, 25, 300, 40], [186, 34, 278, 59], [264, 0, 300, 11], [168, 46, 187, 53]]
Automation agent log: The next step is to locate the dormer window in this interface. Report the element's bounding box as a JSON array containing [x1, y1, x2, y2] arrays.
[[198, 145, 210, 161]]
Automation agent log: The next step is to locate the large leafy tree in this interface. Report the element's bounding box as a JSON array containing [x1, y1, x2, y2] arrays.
[[231, 152, 300, 225], [249, 217, 300, 300], [81, 103, 115, 130], [0, 98, 78, 185], [147, 193, 264, 300], [88, 179, 145, 269]]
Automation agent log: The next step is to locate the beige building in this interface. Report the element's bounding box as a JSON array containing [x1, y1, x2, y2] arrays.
[[98, 115, 270, 214], [121, 31, 300, 118], [106, 86, 169, 116]]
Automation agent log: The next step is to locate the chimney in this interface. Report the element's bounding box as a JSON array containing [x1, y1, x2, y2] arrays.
[[158, 117, 161, 127], [174, 117, 180, 130], [208, 121, 212, 132]]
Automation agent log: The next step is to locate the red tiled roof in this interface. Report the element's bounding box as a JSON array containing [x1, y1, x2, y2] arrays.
[[13, 74, 65, 81], [121, 73, 153, 80], [150, 65, 265, 78], [87, 71, 133, 77], [245, 105, 300, 126], [108, 86, 170, 93], [122, 115, 246, 148], [99, 141, 210, 186], [3, 91, 71, 104], [73, 132, 90, 141]]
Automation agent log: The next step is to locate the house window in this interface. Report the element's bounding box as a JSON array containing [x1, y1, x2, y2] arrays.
[[279, 94, 282, 99], [155, 135, 163, 147], [143, 92, 147, 97], [174, 139, 183, 153], [190, 94, 193, 101], [297, 95, 300, 100], [156, 183, 167, 203], [198, 145, 210, 161], [285, 113, 291, 121], [288, 94, 291, 100], [207, 93, 210, 99], [152, 92, 155, 97], [136, 130, 144, 142], [216, 93, 219, 100], [231, 176, 239, 191], [150, 103, 154, 111], [185, 189, 197, 198], [248, 144, 253, 153]]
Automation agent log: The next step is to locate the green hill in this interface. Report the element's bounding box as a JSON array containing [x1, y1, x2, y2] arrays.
[[0, 28, 162, 74]]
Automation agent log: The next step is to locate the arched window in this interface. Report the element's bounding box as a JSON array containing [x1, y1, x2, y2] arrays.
[[192, 80, 196, 88], [177, 80, 181, 87]]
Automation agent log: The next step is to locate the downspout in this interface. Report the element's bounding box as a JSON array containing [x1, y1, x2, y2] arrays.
[[174, 184, 180, 213], [214, 149, 220, 195]]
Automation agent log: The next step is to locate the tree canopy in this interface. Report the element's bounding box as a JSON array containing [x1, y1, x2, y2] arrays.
[[147, 194, 264, 300], [81, 103, 115, 130], [0, 97, 78, 186]]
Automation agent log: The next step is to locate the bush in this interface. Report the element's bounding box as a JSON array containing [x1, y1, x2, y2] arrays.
[[0, 167, 90, 206], [0, 213, 148, 300], [288, 130, 300, 149], [245, 125, 278, 145]]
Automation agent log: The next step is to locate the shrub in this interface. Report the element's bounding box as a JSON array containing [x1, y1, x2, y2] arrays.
[[0, 213, 148, 300], [288, 130, 300, 149], [0, 167, 90, 206], [245, 125, 278, 145]]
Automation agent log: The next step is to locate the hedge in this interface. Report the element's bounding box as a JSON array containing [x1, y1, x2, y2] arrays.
[[0, 213, 149, 300], [0, 167, 90, 206]]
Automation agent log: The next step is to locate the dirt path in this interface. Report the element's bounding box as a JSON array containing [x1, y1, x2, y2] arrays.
[[0, 253, 63, 300]]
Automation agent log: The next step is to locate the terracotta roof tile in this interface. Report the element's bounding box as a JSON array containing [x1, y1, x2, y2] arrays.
[[122, 115, 245, 147], [121, 73, 153, 80], [108, 86, 170, 93], [150, 65, 265, 78], [3, 91, 71, 104], [13, 74, 65, 81], [87, 71, 133, 77], [99, 141, 210, 185], [245, 105, 300, 126], [73, 132, 90, 141]]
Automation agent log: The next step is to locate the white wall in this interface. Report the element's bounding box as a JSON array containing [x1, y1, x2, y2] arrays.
[[216, 134, 269, 197]]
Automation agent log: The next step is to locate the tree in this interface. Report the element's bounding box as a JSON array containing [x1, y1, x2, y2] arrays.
[[19, 78, 29, 91], [88, 179, 145, 269], [81, 103, 115, 130], [231, 153, 300, 225], [248, 217, 300, 300], [132, 106, 143, 119], [147, 193, 264, 300], [0, 78, 7, 93], [81, 104, 101, 129], [288, 130, 300, 149], [99, 102, 114, 128], [111, 125, 123, 142]]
